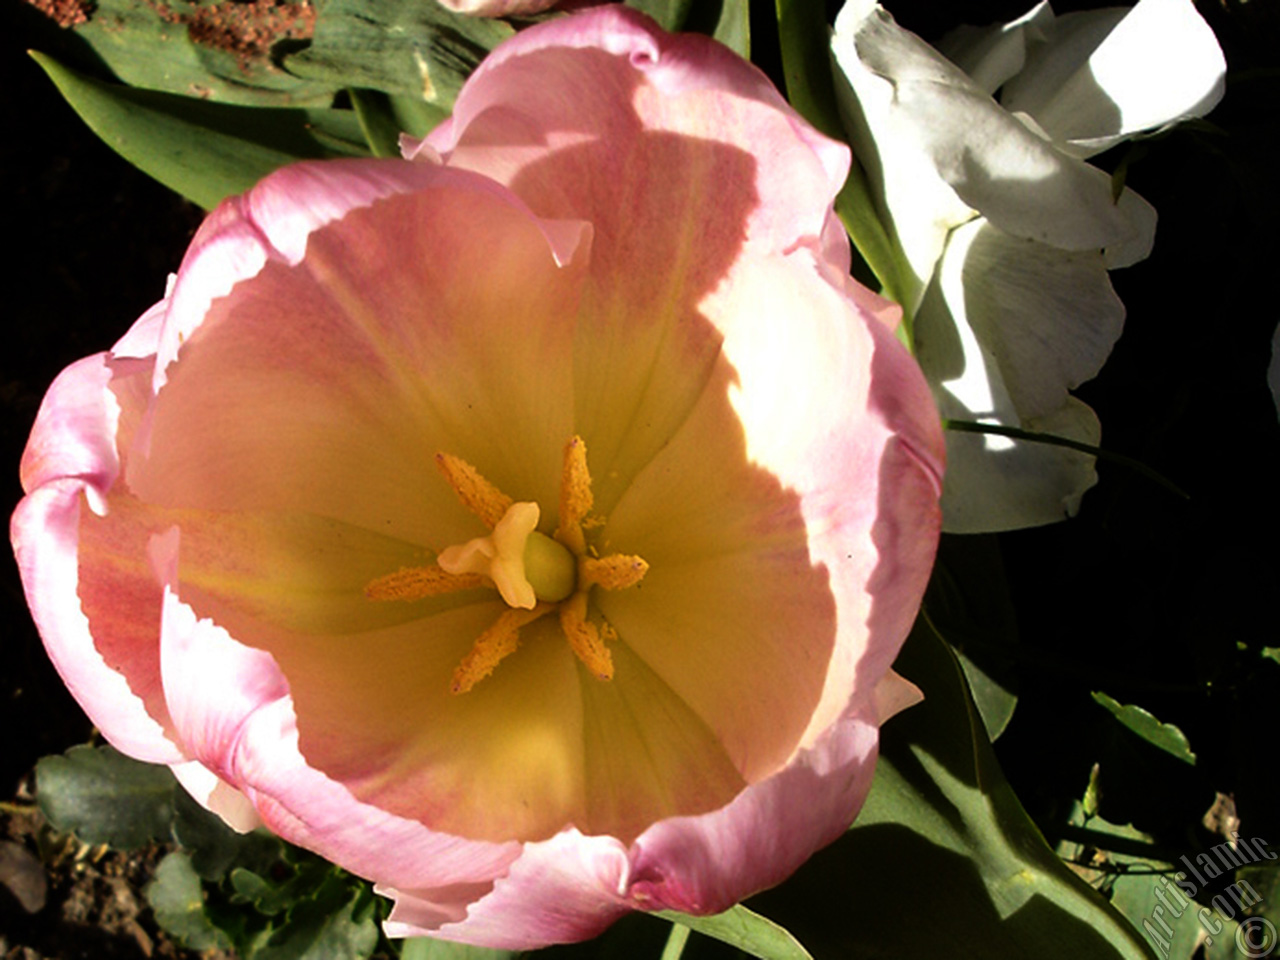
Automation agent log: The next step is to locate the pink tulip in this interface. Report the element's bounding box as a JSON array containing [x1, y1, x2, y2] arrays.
[[12, 5, 943, 949]]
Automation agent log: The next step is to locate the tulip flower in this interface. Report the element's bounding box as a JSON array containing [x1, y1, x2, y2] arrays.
[[12, 6, 944, 949], [832, 0, 1224, 532]]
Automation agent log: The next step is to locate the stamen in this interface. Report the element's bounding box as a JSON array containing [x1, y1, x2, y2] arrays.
[[435, 452, 512, 529], [558, 591, 615, 680], [581, 554, 649, 591], [452, 605, 553, 694], [556, 436, 593, 555], [365, 565, 487, 601]]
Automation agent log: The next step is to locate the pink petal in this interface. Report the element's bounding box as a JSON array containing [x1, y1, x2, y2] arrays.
[[151, 528, 524, 890], [384, 830, 632, 949], [12, 354, 182, 764]]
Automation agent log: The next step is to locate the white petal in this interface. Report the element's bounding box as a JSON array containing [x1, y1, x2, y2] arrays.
[[939, 397, 1102, 533], [936, 2, 1055, 97], [913, 218, 1120, 532], [918, 218, 1124, 421], [831, 1, 975, 314], [1003, 0, 1226, 157], [832, 1, 1140, 260]]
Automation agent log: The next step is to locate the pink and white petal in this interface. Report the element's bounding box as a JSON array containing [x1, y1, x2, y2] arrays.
[[129, 173, 586, 543], [598, 351, 836, 789], [11, 481, 181, 764], [153, 160, 499, 394], [695, 245, 943, 743], [625, 707, 882, 915], [233, 698, 524, 892], [385, 830, 632, 949], [152, 529, 521, 888], [429, 4, 847, 261], [13, 352, 182, 763]]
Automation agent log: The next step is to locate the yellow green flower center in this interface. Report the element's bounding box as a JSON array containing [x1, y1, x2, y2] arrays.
[[364, 436, 648, 694]]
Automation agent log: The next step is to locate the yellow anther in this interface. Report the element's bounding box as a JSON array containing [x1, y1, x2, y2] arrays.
[[581, 554, 649, 591], [558, 592, 615, 681], [435, 452, 512, 529], [364, 565, 487, 601], [452, 605, 553, 694], [556, 436, 593, 555]]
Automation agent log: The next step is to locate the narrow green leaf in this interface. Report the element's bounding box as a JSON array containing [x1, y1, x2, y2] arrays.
[[625, 0, 696, 33], [658, 905, 812, 960], [147, 851, 233, 951], [36, 744, 175, 850], [349, 88, 406, 157], [925, 534, 1020, 740], [399, 937, 516, 960], [775, 0, 903, 301], [283, 0, 512, 113], [660, 921, 692, 960], [711, 0, 750, 59], [32, 51, 369, 208], [1091, 693, 1198, 765]]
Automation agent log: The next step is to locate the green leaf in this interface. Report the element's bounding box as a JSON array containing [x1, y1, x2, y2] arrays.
[[758, 618, 1158, 959], [32, 51, 369, 208], [147, 850, 234, 951], [925, 535, 1020, 740], [1055, 806, 1202, 960], [172, 785, 283, 881], [624, 0, 695, 33], [658, 905, 812, 960], [249, 875, 379, 960], [55, 0, 337, 106], [1261, 646, 1280, 666], [774, 0, 902, 300], [1091, 693, 1197, 765], [282, 0, 513, 113], [710, 0, 749, 59], [36, 744, 176, 850], [400, 937, 516, 960]]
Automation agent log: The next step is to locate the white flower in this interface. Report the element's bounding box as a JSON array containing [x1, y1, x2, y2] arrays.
[[832, 0, 1225, 532]]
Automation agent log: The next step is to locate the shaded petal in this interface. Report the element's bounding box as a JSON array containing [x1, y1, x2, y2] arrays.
[[694, 245, 944, 743], [939, 397, 1102, 533], [936, 2, 1054, 96], [1002, 0, 1226, 157], [918, 218, 1124, 423], [426, 6, 851, 494], [832, 1, 1143, 274]]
